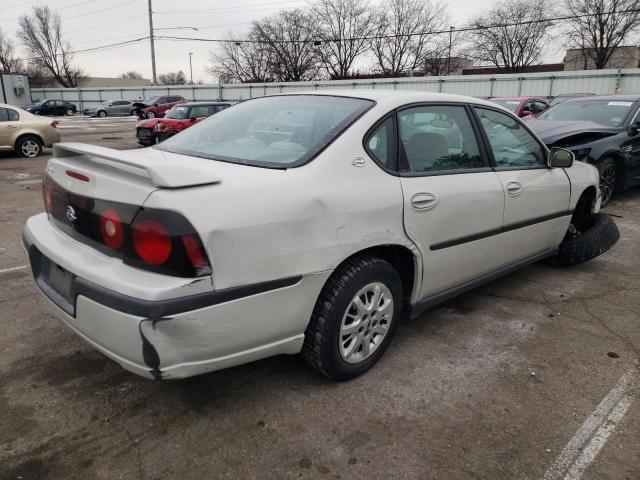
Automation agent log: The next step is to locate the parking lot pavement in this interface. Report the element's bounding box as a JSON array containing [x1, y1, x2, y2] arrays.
[[1, 124, 639, 479]]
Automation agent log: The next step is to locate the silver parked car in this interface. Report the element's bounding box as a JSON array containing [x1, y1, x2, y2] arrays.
[[84, 100, 136, 117]]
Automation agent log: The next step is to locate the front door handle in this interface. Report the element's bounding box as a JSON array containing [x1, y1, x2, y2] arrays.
[[411, 192, 438, 210], [506, 182, 523, 197]]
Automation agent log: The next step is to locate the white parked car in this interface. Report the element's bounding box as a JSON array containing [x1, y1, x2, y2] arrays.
[[23, 91, 618, 380]]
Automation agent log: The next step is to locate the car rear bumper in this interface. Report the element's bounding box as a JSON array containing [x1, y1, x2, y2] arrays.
[[23, 213, 329, 379]]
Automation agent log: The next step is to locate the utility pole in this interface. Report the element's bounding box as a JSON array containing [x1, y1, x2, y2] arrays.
[[189, 52, 194, 84], [147, 0, 157, 85], [446, 26, 454, 76]]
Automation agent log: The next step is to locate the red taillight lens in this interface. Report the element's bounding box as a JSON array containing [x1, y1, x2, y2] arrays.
[[99, 208, 124, 250], [50, 121, 57, 129], [43, 179, 54, 214], [66, 170, 90, 182], [132, 220, 172, 265], [181, 235, 211, 273]]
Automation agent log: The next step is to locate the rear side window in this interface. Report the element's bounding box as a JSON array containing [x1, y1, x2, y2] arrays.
[[190, 105, 214, 118], [475, 107, 546, 168], [397, 105, 485, 173], [365, 116, 396, 169], [0, 108, 18, 121], [156, 95, 374, 168]]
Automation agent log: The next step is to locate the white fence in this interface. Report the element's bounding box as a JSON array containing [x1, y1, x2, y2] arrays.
[[31, 68, 640, 111]]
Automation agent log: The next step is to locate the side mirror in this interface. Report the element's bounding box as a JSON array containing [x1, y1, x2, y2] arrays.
[[548, 147, 574, 168], [520, 110, 532, 117], [628, 120, 640, 136]]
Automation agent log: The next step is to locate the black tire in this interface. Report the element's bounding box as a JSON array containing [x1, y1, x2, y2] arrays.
[[65, 108, 74, 116], [597, 157, 617, 207], [555, 213, 619, 266], [302, 255, 403, 380], [97, 110, 107, 118], [16, 135, 43, 158]]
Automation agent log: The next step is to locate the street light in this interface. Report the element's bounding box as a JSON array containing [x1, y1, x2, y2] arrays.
[[189, 52, 194, 85]]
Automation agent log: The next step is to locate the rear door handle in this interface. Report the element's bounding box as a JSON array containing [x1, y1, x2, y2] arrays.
[[507, 182, 523, 197], [411, 192, 438, 210]]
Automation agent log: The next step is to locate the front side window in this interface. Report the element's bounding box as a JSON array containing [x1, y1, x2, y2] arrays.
[[397, 105, 485, 173], [156, 95, 373, 167], [475, 107, 546, 168]]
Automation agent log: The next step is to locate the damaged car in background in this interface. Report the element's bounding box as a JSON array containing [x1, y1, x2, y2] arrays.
[[527, 95, 640, 206], [23, 91, 618, 381]]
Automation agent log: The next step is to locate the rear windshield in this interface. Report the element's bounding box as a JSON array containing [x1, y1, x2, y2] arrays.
[[538, 99, 636, 127], [491, 100, 520, 113], [155, 95, 374, 168]]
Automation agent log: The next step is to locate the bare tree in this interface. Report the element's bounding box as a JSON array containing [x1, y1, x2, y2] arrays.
[[565, 0, 640, 69], [18, 6, 86, 87], [311, 0, 376, 79], [119, 71, 144, 79], [370, 0, 447, 76], [208, 30, 276, 83], [467, 0, 554, 73], [158, 71, 187, 85], [253, 9, 321, 81], [22, 62, 53, 87], [422, 28, 464, 75], [0, 28, 22, 73]]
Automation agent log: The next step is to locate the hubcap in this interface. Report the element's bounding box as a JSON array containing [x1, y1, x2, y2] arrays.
[[148, 112, 155, 118], [600, 163, 616, 205], [339, 282, 394, 364], [66, 109, 73, 116], [21, 140, 40, 157]]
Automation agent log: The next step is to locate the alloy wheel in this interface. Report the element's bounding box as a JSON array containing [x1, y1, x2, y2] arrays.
[[600, 162, 616, 206], [21, 140, 40, 157], [339, 282, 394, 364], [147, 111, 156, 118]]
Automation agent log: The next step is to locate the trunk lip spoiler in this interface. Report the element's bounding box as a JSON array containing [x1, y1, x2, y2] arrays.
[[53, 142, 221, 188]]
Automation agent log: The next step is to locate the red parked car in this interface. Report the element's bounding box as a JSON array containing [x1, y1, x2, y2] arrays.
[[136, 102, 230, 146], [489, 96, 550, 117], [141, 95, 187, 119]]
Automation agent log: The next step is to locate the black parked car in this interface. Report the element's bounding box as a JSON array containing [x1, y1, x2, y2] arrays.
[[527, 95, 640, 206], [25, 99, 77, 116]]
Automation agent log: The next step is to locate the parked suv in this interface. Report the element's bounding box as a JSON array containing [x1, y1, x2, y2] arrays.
[[142, 95, 186, 119], [25, 99, 77, 116], [23, 92, 618, 381]]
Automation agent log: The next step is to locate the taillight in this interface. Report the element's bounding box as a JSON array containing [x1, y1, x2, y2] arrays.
[[132, 220, 172, 265], [99, 208, 124, 250], [66, 170, 90, 182], [182, 235, 209, 273], [50, 121, 57, 129]]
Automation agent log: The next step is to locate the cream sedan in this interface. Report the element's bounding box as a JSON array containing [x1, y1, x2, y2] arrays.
[[23, 91, 618, 381], [0, 103, 60, 157]]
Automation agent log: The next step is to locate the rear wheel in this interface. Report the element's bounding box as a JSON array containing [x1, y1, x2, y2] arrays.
[[65, 108, 74, 116], [598, 157, 617, 207], [147, 111, 156, 119], [302, 255, 402, 380], [16, 136, 42, 158]]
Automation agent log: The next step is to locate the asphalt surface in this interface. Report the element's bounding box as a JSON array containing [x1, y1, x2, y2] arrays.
[[0, 116, 639, 480]]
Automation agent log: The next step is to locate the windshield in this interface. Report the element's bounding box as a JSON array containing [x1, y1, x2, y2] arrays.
[[490, 100, 520, 113], [165, 105, 189, 119], [539, 99, 636, 127], [156, 95, 374, 167], [141, 96, 159, 105]]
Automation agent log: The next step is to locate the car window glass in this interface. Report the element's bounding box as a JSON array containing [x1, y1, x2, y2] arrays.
[[157, 97, 167, 104], [365, 116, 395, 169], [533, 101, 547, 113], [523, 101, 534, 112], [7, 108, 19, 121], [47, 101, 55, 107], [539, 100, 634, 127], [190, 105, 212, 118], [0, 108, 9, 122], [397, 105, 485, 173], [475, 107, 546, 168]]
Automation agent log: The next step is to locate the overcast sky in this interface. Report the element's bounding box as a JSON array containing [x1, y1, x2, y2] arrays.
[[2, 0, 531, 83]]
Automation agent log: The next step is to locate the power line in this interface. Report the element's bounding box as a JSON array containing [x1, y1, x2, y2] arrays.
[[154, 8, 640, 45], [20, 37, 149, 61], [154, 0, 306, 15], [2, 0, 141, 23]]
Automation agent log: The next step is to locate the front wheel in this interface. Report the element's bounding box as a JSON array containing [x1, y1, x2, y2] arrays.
[[302, 256, 402, 380], [146, 111, 156, 119], [65, 108, 74, 116], [598, 157, 617, 207], [97, 110, 107, 118]]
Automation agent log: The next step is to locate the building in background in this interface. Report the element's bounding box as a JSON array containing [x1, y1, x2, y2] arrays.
[[0, 73, 32, 108], [564, 46, 640, 71]]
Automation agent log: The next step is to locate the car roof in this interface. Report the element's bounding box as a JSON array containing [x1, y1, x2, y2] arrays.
[[490, 96, 544, 101], [277, 89, 500, 109], [179, 102, 230, 107], [563, 94, 640, 103]]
